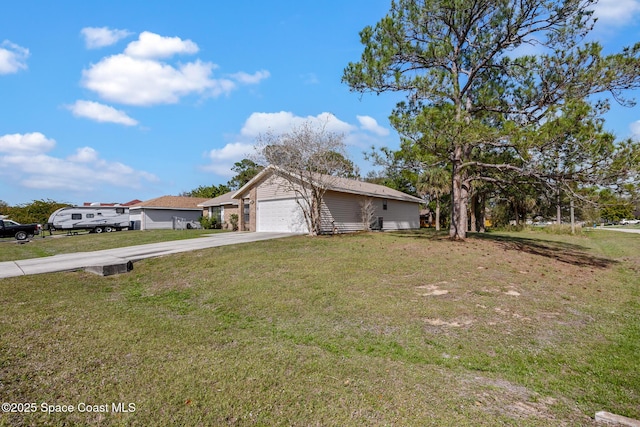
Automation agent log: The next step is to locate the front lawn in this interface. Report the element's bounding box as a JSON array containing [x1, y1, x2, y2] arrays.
[[1, 230, 638, 425], [0, 229, 222, 262]]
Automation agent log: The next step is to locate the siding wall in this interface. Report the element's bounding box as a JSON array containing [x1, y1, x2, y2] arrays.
[[256, 174, 299, 200], [379, 199, 420, 230], [137, 209, 203, 230], [320, 191, 419, 233], [239, 171, 420, 233], [320, 192, 364, 233]]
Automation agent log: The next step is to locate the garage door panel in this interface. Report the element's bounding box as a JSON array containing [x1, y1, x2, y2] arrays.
[[257, 199, 308, 233]]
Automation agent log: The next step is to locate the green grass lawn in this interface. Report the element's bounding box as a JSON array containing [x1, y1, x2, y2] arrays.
[[0, 229, 222, 262], [1, 230, 638, 426]]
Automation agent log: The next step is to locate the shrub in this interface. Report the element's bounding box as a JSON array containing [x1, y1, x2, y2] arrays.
[[199, 216, 218, 230], [229, 214, 239, 231]]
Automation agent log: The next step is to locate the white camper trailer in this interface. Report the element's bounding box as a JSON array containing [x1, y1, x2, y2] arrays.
[[47, 206, 130, 233]]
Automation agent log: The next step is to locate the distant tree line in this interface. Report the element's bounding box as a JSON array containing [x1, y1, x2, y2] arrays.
[[0, 199, 70, 225], [180, 159, 264, 198]]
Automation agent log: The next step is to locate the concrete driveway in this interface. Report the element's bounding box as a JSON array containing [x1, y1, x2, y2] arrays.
[[0, 232, 298, 279]]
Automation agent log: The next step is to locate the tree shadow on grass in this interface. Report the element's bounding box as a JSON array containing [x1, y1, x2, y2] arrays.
[[386, 229, 451, 241], [389, 230, 617, 269], [470, 233, 618, 268]]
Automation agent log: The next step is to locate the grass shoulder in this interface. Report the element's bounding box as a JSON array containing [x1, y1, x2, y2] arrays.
[[0, 229, 226, 262]]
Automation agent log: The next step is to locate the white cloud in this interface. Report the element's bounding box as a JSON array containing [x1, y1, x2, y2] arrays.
[[82, 54, 220, 105], [240, 111, 300, 136], [67, 147, 99, 163], [202, 111, 389, 177], [0, 40, 29, 74], [124, 31, 199, 59], [0, 132, 158, 191], [81, 31, 269, 106], [67, 100, 138, 126], [208, 142, 253, 161], [203, 142, 254, 177], [630, 120, 640, 138], [230, 70, 270, 84], [240, 111, 355, 137], [591, 0, 640, 26], [0, 132, 55, 153], [357, 115, 390, 136], [81, 27, 132, 49]]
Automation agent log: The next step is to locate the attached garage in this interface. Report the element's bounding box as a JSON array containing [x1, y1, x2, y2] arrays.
[[257, 198, 309, 233]]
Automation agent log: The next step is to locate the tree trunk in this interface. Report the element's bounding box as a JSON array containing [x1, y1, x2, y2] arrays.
[[450, 148, 468, 240], [478, 192, 486, 233], [470, 192, 478, 233], [312, 197, 321, 236], [570, 199, 575, 234], [556, 188, 562, 224], [435, 195, 441, 231]]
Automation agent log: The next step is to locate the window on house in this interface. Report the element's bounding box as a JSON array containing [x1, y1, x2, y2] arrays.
[[383, 200, 388, 210], [211, 206, 222, 224], [71, 214, 82, 220], [244, 203, 250, 224]]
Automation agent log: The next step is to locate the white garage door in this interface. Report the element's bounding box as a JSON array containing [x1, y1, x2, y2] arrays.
[[257, 198, 308, 233]]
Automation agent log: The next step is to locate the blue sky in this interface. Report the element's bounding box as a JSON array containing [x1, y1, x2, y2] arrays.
[[1, 0, 639, 206]]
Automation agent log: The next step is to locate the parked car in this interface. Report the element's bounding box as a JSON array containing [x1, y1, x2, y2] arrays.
[[0, 219, 41, 240], [620, 219, 640, 225]]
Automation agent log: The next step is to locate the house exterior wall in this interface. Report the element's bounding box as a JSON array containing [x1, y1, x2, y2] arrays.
[[133, 208, 203, 230], [234, 170, 420, 234], [129, 211, 142, 230], [320, 191, 419, 233], [205, 205, 239, 230], [237, 188, 257, 231], [222, 205, 239, 230], [320, 191, 363, 233], [377, 199, 420, 230], [249, 188, 257, 231], [256, 174, 299, 200]]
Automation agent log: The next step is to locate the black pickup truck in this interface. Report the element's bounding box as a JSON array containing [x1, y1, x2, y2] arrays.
[[0, 219, 41, 240]]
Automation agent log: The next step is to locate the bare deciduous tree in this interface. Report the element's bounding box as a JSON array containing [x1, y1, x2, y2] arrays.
[[359, 197, 376, 231], [255, 120, 350, 236]]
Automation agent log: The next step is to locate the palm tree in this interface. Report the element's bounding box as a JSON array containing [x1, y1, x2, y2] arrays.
[[417, 167, 450, 231]]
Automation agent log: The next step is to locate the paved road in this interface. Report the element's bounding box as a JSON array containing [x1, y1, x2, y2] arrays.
[[0, 232, 298, 279], [595, 227, 640, 234]]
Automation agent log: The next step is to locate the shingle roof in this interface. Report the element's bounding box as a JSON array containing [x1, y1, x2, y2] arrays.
[[325, 175, 423, 203], [198, 191, 239, 207], [130, 195, 210, 210], [234, 165, 424, 204]]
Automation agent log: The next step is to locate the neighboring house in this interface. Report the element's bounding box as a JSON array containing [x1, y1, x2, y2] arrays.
[[198, 192, 239, 230], [129, 196, 209, 230], [233, 166, 423, 233]]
